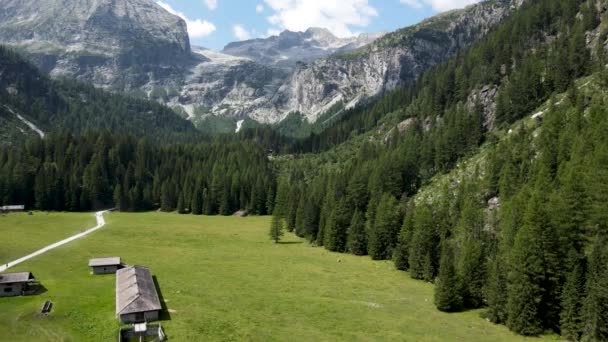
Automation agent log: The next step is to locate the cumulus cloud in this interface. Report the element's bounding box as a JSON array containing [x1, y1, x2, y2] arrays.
[[256, 4, 265, 13], [399, 0, 481, 12], [263, 0, 378, 38], [204, 0, 218, 10], [233, 24, 252, 41], [157, 1, 216, 38]]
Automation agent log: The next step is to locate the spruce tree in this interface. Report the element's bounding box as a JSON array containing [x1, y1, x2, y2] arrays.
[[269, 214, 284, 244], [560, 250, 585, 342], [409, 204, 438, 280], [507, 197, 546, 336], [324, 199, 351, 253], [582, 236, 608, 341], [346, 210, 367, 256], [368, 193, 399, 260], [485, 255, 508, 324], [394, 204, 414, 271], [435, 241, 463, 312]]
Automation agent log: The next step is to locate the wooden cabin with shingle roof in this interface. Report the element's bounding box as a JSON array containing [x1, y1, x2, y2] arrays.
[[88, 257, 122, 274], [0, 272, 38, 297], [115, 266, 162, 324]]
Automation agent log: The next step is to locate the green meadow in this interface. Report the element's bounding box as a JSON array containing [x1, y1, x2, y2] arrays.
[[0, 212, 95, 264], [0, 212, 553, 341]]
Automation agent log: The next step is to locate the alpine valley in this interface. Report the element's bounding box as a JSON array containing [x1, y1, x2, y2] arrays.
[[1, 0, 608, 341]]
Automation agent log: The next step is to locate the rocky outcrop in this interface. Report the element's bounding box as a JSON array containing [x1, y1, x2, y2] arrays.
[[0, 0, 192, 89], [468, 85, 499, 130]]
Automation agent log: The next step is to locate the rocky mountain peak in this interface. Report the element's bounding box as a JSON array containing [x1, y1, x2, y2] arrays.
[[0, 0, 191, 87]]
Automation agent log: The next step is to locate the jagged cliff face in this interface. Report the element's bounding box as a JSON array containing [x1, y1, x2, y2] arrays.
[[273, 0, 521, 123], [177, 0, 521, 125], [0, 0, 191, 89], [222, 28, 384, 67], [0, 0, 522, 128]]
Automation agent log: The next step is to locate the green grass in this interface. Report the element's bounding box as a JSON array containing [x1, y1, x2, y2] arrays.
[[0, 212, 96, 264], [0, 213, 555, 341]]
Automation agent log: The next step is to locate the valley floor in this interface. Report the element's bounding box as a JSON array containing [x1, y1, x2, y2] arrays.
[[0, 213, 554, 341]]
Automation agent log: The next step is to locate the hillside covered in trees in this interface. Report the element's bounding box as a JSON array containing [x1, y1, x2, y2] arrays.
[[0, 46, 199, 144], [270, 0, 608, 339]]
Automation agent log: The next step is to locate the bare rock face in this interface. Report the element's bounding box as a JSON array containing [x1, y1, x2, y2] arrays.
[[0, 0, 191, 89], [267, 0, 522, 123], [222, 27, 385, 67], [468, 85, 499, 130]]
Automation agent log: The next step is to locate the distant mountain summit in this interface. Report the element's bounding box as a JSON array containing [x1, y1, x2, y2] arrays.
[[0, 0, 191, 88], [222, 28, 385, 67]]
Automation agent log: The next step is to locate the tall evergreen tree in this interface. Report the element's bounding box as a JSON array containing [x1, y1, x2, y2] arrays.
[[269, 214, 284, 244], [346, 210, 367, 256], [435, 241, 463, 312]]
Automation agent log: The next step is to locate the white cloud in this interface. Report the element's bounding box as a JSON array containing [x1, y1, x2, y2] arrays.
[[233, 24, 252, 41], [400, 0, 481, 12], [157, 1, 216, 38], [204, 0, 218, 10], [256, 4, 265, 13], [263, 0, 378, 38]]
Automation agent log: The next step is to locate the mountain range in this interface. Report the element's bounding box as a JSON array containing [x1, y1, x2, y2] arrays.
[[0, 0, 523, 133]]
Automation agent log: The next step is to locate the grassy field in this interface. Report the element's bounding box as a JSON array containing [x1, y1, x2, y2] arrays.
[[0, 212, 96, 264], [0, 212, 555, 341]]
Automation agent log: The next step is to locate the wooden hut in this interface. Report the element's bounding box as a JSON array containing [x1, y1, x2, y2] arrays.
[[88, 257, 122, 274], [0, 272, 38, 297], [0, 205, 25, 214], [116, 266, 162, 324]]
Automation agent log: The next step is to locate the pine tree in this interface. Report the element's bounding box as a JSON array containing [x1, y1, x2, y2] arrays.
[[269, 214, 284, 243], [346, 210, 367, 255], [507, 197, 546, 336], [191, 187, 203, 215], [177, 192, 186, 214], [485, 255, 508, 324], [409, 204, 438, 280], [324, 199, 351, 253], [435, 241, 463, 312], [560, 250, 585, 342], [582, 236, 608, 341], [459, 239, 485, 309], [368, 193, 399, 260], [394, 204, 415, 270]]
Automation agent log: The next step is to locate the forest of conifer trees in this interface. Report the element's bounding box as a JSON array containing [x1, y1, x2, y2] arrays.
[[270, 0, 608, 338]]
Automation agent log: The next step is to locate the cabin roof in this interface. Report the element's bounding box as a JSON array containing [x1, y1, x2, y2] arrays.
[[0, 272, 34, 284], [116, 266, 162, 316], [89, 257, 121, 267]]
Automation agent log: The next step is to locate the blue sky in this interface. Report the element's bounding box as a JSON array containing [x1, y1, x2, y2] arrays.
[[156, 0, 481, 51]]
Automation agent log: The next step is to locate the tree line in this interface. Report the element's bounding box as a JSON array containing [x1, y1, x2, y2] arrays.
[[0, 131, 275, 215]]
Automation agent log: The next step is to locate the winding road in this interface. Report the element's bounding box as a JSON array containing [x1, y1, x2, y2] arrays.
[[0, 210, 110, 273]]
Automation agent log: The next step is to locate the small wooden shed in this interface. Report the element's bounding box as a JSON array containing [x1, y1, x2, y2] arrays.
[[89, 257, 122, 274], [0, 205, 25, 214], [116, 266, 162, 324], [0, 272, 38, 297]]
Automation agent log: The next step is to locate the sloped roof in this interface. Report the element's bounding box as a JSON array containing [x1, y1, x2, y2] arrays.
[[116, 266, 162, 316], [89, 257, 121, 267], [0, 272, 34, 284]]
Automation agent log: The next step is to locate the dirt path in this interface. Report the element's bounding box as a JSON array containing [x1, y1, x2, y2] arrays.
[[0, 210, 110, 272]]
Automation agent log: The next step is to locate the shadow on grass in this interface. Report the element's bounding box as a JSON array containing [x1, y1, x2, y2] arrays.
[[153, 276, 172, 322], [277, 241, 303, 245], [30, 284, 48, 296]]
